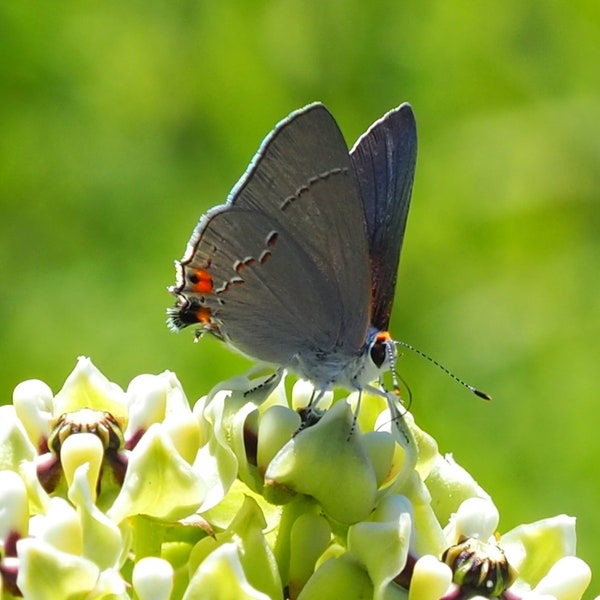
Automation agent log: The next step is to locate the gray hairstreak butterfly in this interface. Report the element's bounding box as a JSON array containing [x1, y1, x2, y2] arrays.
[[167, 103, 489, 417]]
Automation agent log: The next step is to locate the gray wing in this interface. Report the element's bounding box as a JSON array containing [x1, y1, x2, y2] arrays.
[[172, 104, 371, 364]]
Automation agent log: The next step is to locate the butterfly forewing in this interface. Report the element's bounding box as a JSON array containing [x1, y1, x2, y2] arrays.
[[350, 104, 417, 332]]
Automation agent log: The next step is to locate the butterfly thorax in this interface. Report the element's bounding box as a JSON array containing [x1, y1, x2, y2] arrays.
[[286, 326, 395, 393]]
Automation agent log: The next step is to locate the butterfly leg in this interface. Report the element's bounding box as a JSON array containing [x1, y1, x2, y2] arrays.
[[242, 366, 284, 398]]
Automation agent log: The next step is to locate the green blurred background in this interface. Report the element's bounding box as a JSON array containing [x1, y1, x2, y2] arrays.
[[1, 1, 599, 593]]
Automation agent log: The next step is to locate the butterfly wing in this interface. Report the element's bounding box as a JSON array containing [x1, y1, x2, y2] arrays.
[[169, 104, 372, 366], [350, 103, 417, 332]]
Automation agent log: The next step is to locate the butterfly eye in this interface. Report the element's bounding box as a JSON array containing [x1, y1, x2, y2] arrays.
[[369, 338, 388, 369]]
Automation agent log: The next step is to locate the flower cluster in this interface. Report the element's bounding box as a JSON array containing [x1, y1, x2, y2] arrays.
[[0, 357, 593, 599]]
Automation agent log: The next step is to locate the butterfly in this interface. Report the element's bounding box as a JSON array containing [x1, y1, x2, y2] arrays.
[[168, 103, 417, 409]]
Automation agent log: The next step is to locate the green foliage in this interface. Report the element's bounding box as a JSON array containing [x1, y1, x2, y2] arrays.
[[1, 1, 599, 595]]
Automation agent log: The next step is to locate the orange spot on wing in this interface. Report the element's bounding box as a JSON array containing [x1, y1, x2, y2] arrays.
[[197, 306, 212, 323], [190, 269, 213, 294]]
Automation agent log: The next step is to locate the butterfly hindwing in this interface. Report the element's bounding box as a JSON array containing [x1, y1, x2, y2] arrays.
[[171, 104, 372, 364]]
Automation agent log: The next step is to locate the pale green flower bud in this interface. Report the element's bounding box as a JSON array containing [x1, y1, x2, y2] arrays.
[[132, 557, 174, 600], [409, 555, 453, 600], [288, 513, 332, 598], [264, 400, 379, 523]]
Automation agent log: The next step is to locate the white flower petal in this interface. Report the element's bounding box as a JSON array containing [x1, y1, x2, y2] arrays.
[[532, 556, 591, 600]]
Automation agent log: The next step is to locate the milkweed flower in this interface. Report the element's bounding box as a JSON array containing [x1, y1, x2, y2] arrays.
[[1, 357, 209, 597], [0, 358, 593, 599]]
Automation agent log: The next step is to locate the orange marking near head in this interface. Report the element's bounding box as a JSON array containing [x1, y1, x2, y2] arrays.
[[376, 331, 392, 342], [190, 269, 213, 294]]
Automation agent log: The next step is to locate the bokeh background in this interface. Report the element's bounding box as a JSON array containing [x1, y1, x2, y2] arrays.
[[2, 1, 599, 594]]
